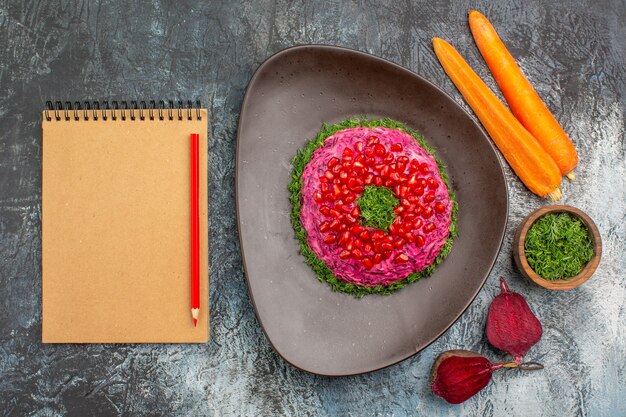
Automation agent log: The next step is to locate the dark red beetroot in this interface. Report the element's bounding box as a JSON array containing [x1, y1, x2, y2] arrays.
[[430, 349, 545, 404], [486, 277, 543, 363], [430, 350, 497, 404]]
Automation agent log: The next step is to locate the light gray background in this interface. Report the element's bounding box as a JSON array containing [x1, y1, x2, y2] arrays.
[[0, 0, 624, 415]]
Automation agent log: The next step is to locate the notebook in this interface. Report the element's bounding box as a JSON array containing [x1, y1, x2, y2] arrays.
[[42, 100, 209, 343]]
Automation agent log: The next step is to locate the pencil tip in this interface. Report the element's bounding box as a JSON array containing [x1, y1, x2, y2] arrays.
[[193, 318, 198, 327]]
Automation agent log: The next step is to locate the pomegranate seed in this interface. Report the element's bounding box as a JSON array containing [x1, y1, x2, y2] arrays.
[[339, 171, 348, 180], [383, 153, 394, 164], [427, 178, 440, 189], [394, 238, 405, 248], [343, 147, 354, 159], [371, 230, 384, 241], [414, 204, 423, 215], [380, 165, 390, 178], [347, 178, 357, 190], [359, 230, 370, 241], [351, 225, 362, 234], [353, 238, 363, 248], [319, 222, 330, 233], [408, 195, 420, 203], [329, 219, 341, 230], [333, 178, 341, 184], [365, 157, 376, 166], [416, 235, 425, 247], [414, 186, 425, 196], [384, 179, 394, 187], [396, 226, 405, 235], [354, 141, 364, 152], [363, 243, 373, 253], [332, 164, 342, 174], [339, 250, 351, 259], [397, 156, 409, 164], [409, 159, 420, 172], [413, 218, 423, 229], [405, 232, 415, 242], [422, 206, 433, 218], [382, 251, 392, 260], [401, 199, 411, 208], [423, 223, 436, 233], [328, 157, 339, 167], [362, 257, 374, 269], [314, 192, 324, 203], [419, 163, 430, 174], [367, 136, 379, 145], [389, 172, 401, 182], [417, 178, 427, 188], [395, 253, 409, 263], [381, 242, 394, 251], [345, 214, 357, 223], [333, 184, 342, 197], [390, 143, 403, 152], [345, 194, 356, 203], [396, 162, 406, 172], [388, 223, 396, 234], [319, 205, 331, 216], [319, 176, 329, 183], [349, 207, 359, 219], [425, 192, 435, 203], [374, 143, 386, 157], [364, 173, 374, 185], [324, 170, 334, 180], [394, 206, 405, 214], [365, 146, 376, 158], [352, 248, 363, 259], [373, 253, 383, 264], [342, 161, 352, 170], [353, 161, 364, 169], [320, 183, 330, 194], [374, 163, 385, 172], [341, 204, 352, 214], [375, 176, 383, 186], [383, 235, 394, 244], [346, 242, 354, 251], [405, 213, 416, 221], [434, 202, 446, 213], [324, 234, 337, 244], [329, 208, 341, 218], [407, 173, 419, 186], [353, 186, 364, 193], [339, 231, 351, 244]]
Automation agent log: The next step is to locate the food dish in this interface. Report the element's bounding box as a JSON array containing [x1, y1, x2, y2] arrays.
[[236, 45, 508, 375], [290, 118, 457, 295]]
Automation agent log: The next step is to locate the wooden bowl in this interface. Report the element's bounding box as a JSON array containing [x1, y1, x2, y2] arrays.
[[513, 205, 602, 290]]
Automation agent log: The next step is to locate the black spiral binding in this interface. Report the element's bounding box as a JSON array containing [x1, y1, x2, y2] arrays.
[[44, 100, 203, 122]]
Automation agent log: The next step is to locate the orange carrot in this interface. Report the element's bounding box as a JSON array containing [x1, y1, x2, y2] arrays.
[[469, 10, 578, 180], [432, 38, 562, 201]]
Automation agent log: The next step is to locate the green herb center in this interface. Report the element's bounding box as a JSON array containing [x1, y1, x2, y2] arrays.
[[524, 212, 594, 280], [356, 185, 399, 230]]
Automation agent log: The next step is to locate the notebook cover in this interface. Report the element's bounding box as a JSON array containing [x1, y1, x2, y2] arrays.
[[42, 109, 209, 343]]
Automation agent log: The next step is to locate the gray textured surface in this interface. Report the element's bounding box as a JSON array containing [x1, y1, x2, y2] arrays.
[[0, 0, 624, 415]]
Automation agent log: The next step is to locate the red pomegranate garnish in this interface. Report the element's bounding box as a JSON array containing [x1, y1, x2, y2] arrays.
[[312, 136, 449, 269]]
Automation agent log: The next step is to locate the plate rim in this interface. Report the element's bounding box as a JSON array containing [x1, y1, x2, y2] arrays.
[[235, 44, 509, 376]]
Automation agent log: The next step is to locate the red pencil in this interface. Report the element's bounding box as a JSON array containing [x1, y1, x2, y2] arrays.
[[190, 133, 200, 327]]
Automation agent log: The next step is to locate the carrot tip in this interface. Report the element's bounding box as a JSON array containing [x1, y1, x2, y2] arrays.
[[547, 188, 562, 202], [565, 172, 576, 181]]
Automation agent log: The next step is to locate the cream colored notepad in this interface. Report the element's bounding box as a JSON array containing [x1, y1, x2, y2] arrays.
[[42, 104, 208, 343]]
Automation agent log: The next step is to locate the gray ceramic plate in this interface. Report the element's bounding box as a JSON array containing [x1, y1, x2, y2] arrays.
[[236, 45, 508, 376]]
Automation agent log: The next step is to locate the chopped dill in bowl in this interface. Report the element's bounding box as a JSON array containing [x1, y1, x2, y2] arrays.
[[524, 212, 594, 280]]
